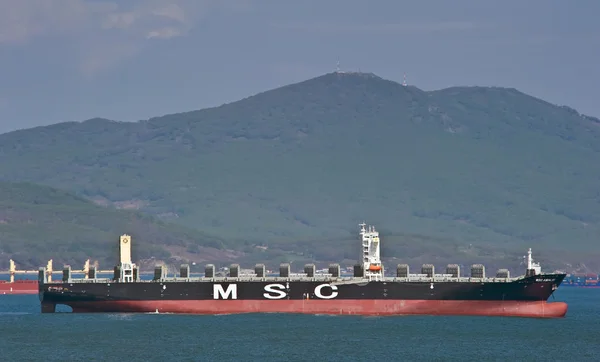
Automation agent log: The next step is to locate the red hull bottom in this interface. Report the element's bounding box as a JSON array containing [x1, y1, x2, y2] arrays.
[[51, 300, 568, 318]]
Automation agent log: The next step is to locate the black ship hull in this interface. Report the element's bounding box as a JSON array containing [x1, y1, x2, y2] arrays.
[[39, 274, 567, 318]]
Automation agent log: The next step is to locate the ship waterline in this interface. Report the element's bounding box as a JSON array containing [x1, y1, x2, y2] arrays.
[[46, 300, 567, 318]]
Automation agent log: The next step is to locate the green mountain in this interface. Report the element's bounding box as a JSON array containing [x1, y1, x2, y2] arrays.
[[0, 181, 239, 270], [1, 71, 599, 272]]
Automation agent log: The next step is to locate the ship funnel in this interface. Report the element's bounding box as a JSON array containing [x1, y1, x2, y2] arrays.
[[120, 234, 132, 264], [117, 234, 136, 283], [83, 259, 90, 279], [9, 259, 15, 283], [46, 259, 53, 283]]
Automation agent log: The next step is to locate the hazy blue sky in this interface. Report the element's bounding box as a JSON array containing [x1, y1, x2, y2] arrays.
[[0, 0, 598, 133]]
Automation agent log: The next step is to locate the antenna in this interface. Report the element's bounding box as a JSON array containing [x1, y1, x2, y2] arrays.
[[402, 73, 407, 86], [336, 58, 341, 73]]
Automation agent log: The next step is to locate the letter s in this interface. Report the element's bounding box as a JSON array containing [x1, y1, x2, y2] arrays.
[[314, 284, 338, 299], [264, 283, 287, 300]]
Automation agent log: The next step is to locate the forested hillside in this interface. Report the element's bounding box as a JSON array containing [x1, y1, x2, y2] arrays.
[[1, 72, 599, 272]]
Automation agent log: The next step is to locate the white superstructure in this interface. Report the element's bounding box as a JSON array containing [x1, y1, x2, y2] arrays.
[[526, 248, 542, 276], [360, 222, 383, 280]]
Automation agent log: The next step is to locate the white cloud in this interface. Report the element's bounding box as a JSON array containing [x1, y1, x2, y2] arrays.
[[0, 0, 242, 75], [0, 0, 200, 44], [152, 3, 187, 24], [0, 0, 105, 44], [147, 27, 182, 40]]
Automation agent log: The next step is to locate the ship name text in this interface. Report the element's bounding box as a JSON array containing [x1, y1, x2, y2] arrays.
[[534, 278, 555, 283], [212, 283, 338, 300]]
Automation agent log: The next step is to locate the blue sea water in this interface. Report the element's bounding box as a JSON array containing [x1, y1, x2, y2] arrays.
[[0, 288, 597, 361]]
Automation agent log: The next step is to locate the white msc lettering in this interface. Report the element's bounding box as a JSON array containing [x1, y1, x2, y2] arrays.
[[213, 284, 238, 300], [263, 283, 287, 299], [314, 284, 338, 299]]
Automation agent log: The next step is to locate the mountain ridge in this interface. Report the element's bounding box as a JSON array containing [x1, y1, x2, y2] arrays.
[[5, 72, 598, 136]]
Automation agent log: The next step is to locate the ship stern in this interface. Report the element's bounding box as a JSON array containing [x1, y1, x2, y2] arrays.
[[38, 267, 56, 313]]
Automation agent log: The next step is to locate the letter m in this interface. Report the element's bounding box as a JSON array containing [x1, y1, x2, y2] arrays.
[[213, 284, 237, 300]]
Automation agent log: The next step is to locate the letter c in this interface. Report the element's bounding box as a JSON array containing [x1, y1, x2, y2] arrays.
[[314, 284, 338, 299]]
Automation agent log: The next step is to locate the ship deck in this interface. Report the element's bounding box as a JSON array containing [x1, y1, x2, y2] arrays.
[[45, 274, 549, 285]]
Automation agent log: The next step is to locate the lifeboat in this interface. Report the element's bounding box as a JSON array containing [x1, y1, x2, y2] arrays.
[[368, 264, 382, 271]]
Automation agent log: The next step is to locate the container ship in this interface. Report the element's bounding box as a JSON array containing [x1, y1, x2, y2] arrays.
[[0, 260, 39, 295], [561, 273, 600, 288], [0, 280, 38, 295], [38, 223, 568, 318]]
